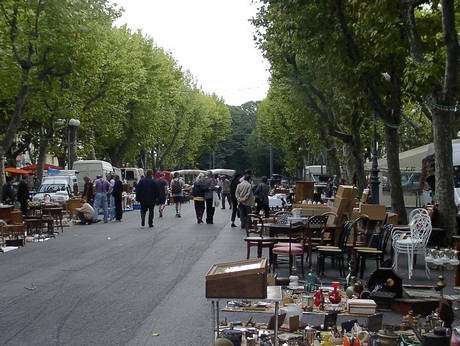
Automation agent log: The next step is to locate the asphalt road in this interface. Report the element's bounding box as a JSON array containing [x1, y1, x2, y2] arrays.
[[1, 203, 458, 345], [0, 202, 246, 346]]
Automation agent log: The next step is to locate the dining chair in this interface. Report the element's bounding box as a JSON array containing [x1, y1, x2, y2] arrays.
[[392, 213, 432, 279], [273, 210, 293, 224], [316, 221, 354, 277], [271, 221, 306, 277], [304, 211, 338, 267], [244, 214, 273, 259], [354, 223, 394, 278]]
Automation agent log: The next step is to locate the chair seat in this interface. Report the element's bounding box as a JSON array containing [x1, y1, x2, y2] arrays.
[[357, 248, 382, 254], [316, 245, 339, 250], [273, 243, 302, 248], [272, 246, 304, 255]]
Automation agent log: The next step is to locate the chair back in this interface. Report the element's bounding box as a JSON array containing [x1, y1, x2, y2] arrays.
[[377, 223, 394, 253], [409, 208, 429, 221], [409, 214, 432, 249], [336, 221, 354, 251], [273, 210, 292, 224], [288, 221, 307, 252], [245, 213, 264, 237], [352, 215, 371, 247], [307, 211, 338, 244]]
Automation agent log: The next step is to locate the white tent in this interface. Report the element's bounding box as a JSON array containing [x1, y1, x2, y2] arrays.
[[370, 139, 460, 171]]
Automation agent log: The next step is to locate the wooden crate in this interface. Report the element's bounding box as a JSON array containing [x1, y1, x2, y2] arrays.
[[359, 203, 386, 222], [347, 299, 377, 315], [336, 185, 357, 199], [205, 258, 268, 299]]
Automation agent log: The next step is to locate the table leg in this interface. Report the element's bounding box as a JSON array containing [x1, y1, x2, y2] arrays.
[[455, 238, 460, 286], [274, 301, 279, 346]]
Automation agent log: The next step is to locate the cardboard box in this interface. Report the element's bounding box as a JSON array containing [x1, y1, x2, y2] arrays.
[[205, 258, 268, 299], [359, 203, 386, 221], [336, 185, 357, 199], [347, 299, 377, 315]]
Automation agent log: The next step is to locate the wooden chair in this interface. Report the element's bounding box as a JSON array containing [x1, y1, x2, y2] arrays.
[[304, 211, 338, 268], [354, 223, 394, 278], [244, 214, 274, 259], [273, 210, 293, 223], [271, 221, 306, 277], [316, 221, 354, 277]]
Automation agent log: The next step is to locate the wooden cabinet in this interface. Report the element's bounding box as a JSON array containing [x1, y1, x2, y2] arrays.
[[66, 198, 81, 219], [294, 181, 314, 202], [205, 258, 268, 299]]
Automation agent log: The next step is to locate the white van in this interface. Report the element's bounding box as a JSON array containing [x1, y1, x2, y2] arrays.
[[32, 171, 78, 204], [121, 167, 144, 186], [72, 160, 114, 191]]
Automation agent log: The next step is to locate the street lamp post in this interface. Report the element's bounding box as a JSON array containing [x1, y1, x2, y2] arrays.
[[371, 113, 380, 204], [67, 118, 80, 170]]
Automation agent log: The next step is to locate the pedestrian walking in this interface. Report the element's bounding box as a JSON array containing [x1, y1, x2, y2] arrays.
[[230, 172, 241, 227], [136, 169, 160, 227], [170, 172, 185, 218], [202, 170, 217, 224], [155, 172, 168, 217], [254, 176, 270, 218], [235, 172, 254, 229], [192, 173, 206, 224], [220, 175, 231, 209], [108, 173, 116, 221], [112, 174, 124, 222], [93, 174, 111, 223]]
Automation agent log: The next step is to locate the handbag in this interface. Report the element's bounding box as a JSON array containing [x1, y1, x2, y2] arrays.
[[212, 191, 220, 207]]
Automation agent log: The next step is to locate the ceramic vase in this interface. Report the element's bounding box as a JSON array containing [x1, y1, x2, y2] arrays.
[[346, 276, 356, 298]]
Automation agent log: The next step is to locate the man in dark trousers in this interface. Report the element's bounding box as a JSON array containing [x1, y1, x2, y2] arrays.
[[112, 174, 124, 222], [136, 169, 160, 228], [17, 174, 30, 215]]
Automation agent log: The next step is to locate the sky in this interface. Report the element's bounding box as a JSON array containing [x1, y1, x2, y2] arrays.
[[110, 0, 270, 106]]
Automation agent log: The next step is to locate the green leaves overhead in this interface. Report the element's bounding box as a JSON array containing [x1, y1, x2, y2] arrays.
[[0, 0, 231, 171]]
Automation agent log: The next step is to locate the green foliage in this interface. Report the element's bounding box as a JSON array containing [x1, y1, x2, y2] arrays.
[[0, 0, 232, 171]]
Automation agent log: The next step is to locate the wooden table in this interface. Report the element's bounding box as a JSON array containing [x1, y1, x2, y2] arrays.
[[265, 222, 338, 268], [42, 206, 64, 233], [243, 236, 277, 258]]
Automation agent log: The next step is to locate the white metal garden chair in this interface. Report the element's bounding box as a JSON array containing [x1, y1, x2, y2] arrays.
[[392, 213, 432, 279]]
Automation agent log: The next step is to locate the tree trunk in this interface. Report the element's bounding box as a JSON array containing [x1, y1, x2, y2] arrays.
[[385, 125, 407, 224], [36, 136, 50, 186], [433, 108, 456, 241]]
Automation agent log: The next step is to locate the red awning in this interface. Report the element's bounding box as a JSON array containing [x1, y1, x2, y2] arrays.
[[22, 163, 63, 171], [5, 167, 35, 176]]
